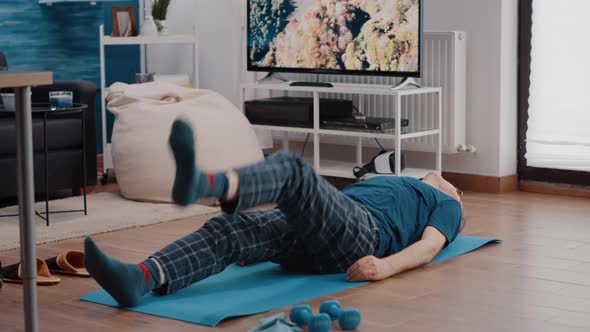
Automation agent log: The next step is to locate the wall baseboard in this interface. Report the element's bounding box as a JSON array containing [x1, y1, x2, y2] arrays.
[[328, 173, 519, 194], [101, 148, 587, 197], [520, 181, 590, 199], [442, 172, 518, 194], [102, 148, 517, 194], [266, 141, 519, 194], [320, 174, 520, 194]]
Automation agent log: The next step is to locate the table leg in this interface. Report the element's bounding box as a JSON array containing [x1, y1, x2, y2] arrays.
[[44, 113, 49, 226], [395, 95, 402, 175], [14, 86, 39, 332], [437, 90, 442, 172], [82, 110, 87, 215]]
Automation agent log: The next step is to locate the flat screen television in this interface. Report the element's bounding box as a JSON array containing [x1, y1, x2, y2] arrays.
[[247, 0, 422, 78]]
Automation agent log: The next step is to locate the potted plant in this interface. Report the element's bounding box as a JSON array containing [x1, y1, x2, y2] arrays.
[[0, 88, 15, 112], [152, 0, 171, 35]]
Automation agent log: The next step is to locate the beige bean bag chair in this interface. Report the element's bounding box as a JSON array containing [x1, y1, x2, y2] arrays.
[[107, 82, 263, 203]]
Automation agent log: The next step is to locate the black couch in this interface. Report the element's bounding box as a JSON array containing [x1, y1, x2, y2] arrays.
[[0, 80, 98, 199]]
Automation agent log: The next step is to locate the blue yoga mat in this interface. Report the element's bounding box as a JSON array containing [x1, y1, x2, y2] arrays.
[[81, 235, 499, 327]]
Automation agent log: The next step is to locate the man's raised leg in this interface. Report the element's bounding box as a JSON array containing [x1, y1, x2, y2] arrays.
[[168, 119, 378, 272], [168, 119, 229, 205]]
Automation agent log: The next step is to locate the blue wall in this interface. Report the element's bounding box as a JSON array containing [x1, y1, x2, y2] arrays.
[[1, 0, 103, 84], [0, 0, 140, 153], [101, 1, 141, 153]]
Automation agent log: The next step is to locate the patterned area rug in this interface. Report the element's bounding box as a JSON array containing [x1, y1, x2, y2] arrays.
[[0, 192, 219, 251]]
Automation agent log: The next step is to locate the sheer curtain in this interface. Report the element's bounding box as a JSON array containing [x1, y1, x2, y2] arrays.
[[526, 0, 590, 172]]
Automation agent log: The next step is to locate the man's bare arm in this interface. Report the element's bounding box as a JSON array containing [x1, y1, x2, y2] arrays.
[[346, 226, 447, 282]]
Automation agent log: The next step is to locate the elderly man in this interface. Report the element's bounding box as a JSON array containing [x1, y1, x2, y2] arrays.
[[84, 119, 463, 307]]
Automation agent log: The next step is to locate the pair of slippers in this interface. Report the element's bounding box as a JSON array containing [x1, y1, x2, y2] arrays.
[[1, 250, 89, 285]]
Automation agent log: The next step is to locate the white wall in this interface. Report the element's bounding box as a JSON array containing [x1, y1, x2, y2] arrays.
[[146, 0, 243, 106], [423, 0, 517, 177], [151, 0, 518, 177], [499, 0, 519, 177]]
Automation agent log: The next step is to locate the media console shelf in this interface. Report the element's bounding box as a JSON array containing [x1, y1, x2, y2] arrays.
[[240, 81, 442, 179]]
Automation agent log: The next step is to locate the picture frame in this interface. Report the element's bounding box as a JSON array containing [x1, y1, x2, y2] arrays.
[[111, 6, 137, 37]]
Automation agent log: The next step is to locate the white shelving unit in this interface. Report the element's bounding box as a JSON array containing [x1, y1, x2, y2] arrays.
[[99, 24, 199, 174], [241, 81, 442, 180]]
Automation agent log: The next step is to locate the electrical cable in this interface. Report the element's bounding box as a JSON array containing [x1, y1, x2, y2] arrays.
[[301, 133, 310, 157], [352, 104, 387, 151], [374, 138, 386, 151]]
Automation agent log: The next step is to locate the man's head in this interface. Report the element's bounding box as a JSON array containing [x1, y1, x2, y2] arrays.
[[421, 172, 462, 203], [422, 172, 466, 232]]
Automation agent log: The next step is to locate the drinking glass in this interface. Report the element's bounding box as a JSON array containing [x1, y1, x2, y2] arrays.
[[49, 91, 73, 110]]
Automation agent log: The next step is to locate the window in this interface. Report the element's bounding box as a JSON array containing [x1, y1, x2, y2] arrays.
[[518, 0, 590, 185]]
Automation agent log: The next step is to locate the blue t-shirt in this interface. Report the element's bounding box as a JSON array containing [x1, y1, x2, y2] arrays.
[[342, 176, 462, 257]]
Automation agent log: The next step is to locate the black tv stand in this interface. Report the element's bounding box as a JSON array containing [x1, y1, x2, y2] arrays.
[[289, 81, 334, 88]]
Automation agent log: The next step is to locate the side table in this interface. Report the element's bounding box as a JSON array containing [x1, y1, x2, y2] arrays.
[[0, 103, 88, 226]]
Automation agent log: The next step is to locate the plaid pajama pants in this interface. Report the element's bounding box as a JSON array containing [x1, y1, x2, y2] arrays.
[[152, 152, 380, 294]]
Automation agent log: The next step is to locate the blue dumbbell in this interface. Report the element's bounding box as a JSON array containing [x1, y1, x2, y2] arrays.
[[338, 309, 362, 330], [309, 313, 332, 332], [319, 300, 361, 330], [319, 300, 341, 320], [290, 304, 313, 326]]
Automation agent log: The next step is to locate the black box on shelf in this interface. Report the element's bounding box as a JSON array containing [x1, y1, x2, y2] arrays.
[[244, 97, 354, 128]]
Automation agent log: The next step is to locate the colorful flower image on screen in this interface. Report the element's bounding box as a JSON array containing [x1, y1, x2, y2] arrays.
[[248, 0, 420, 73]]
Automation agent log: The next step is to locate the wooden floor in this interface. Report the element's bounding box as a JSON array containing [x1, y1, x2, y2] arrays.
[[1, 190, 590, 332]]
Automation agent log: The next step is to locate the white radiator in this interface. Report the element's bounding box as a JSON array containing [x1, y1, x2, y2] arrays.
[[273, 31, 467, 154]]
